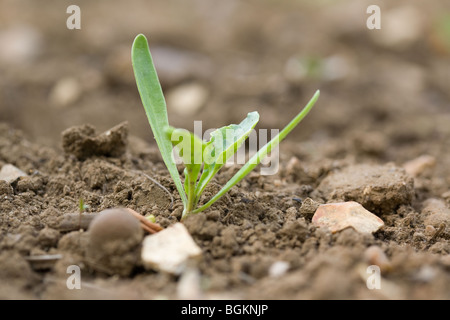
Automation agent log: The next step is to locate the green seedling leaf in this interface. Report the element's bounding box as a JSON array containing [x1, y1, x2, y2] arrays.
[[131, 34, 187, 206], [195, 111, 259, 204], [166, 127, 206, 168], [191, 90, 320, 214]]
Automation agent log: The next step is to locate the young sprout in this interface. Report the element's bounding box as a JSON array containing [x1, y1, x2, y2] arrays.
[[132, 34, 320, 220], [78, 198, 89, 229]]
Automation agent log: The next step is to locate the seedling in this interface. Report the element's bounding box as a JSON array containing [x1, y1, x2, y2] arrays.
[[78, 198, 89, 229], [132, 34, 320, 220]]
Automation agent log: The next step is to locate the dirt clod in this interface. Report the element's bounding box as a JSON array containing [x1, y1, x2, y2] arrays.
[[313, 164, 414, 215], [421, 199, 450, 228], [62, 122, 128, 160], [0, 251, 35, 289], [0, 180, 13, 195], [299, 197, 321, 219]]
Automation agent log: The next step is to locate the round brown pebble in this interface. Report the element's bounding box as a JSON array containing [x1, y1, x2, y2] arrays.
[[87, 208, 143, 276]]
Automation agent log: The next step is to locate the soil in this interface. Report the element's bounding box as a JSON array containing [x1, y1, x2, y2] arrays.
[[0, 0, 449, 299]]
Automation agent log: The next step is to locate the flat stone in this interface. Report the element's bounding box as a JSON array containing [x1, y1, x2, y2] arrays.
[[312, 201, 384, 234], [142, 223, 202, 274], [0, 164, 27, 183], [313, 164, 414, 215]]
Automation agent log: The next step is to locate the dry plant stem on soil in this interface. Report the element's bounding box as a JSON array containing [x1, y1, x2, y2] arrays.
[[125, 208, 163, 234], [132, 33, 320, 220]]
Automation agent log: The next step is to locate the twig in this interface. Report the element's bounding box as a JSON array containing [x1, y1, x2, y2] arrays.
[[125, 208, 163, 234]]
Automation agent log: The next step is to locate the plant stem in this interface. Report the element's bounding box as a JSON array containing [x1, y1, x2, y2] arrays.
[[185, 175, 196, 215], [182, 166, 201, 220]]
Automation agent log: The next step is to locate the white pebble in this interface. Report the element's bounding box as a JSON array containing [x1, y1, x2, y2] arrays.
[[268, 261, 290, 278], [142, 223, 202, 274], [0, 164, 27, 183]]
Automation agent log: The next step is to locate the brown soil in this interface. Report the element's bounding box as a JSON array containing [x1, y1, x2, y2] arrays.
[[0, 0, 449, 299]]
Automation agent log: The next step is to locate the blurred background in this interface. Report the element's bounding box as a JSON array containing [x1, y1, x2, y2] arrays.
[[0, 0, 449, 183]]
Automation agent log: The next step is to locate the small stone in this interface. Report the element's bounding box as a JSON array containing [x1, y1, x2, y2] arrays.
[[372, 6, 424, 49], [268, 261, 290, 278], [142, 223, 202, 274], [441, 190, 450, 200], [166, 82, 208, 116], [312, 201, 384, 234], [403, 155, 436, 177], [0, 164, 27, 183], [0, 25, 42, 65], [49, 77, 82, 108], [421, 199, 450, 228], [414, 266, 437, 283], [364, 246, 392, 273], [322, 54, 354, 81], [87, 208, 143, 276], [299, 198, 320, 219]]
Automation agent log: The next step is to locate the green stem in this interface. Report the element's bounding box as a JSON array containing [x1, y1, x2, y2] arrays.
[[182, 166, 201, 220], [185, 176, 196, 216]]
